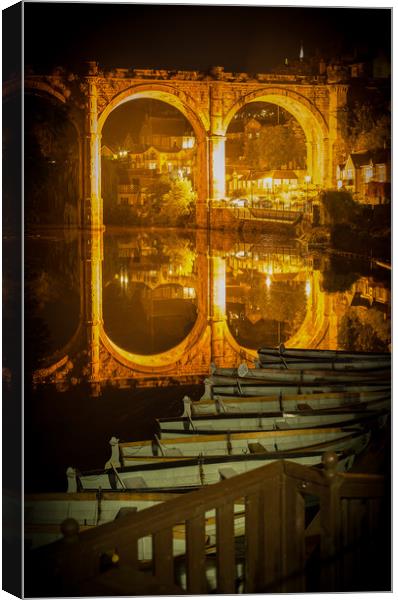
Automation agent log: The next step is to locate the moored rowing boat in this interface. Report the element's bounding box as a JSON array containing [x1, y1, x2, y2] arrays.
[[157, 408, 388, 437]]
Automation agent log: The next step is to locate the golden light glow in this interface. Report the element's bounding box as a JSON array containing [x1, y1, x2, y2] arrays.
[[183, 286, 196, 299], [305, 280, 311, 297], [264, 177, 273, 189], [212, 137, 226, 199], [213, 257, 226, 317], [265, 275, 272, 289]]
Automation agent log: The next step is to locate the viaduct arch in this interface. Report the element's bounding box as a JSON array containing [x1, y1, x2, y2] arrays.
[[223, 87, 329, 185], [19, 64, 349, 229]]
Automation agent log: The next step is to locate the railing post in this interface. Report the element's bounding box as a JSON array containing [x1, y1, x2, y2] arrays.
[[153, 527, 174, 587], [186, 513, 207, 593], [319, 452, 342, 591], [216, 502, 235, 592], [280, 468, 306, 592]]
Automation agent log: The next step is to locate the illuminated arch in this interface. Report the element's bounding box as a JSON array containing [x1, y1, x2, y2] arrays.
[[223, 270, 330, 362], [223, 86, 329, 185], [97, 83, 210, 225], [100, 310, 208, 372], [98, 83, 209, 141]]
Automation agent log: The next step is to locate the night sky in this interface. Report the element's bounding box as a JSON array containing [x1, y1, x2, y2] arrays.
[[22, 3, 391, 75]]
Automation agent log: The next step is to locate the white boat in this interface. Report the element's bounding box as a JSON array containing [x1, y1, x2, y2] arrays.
[[202, 381, 390, 400], [157, 408, 388, 437], [75, 438, 367, 492], [192, 388, 390, 415], [257, 345, 390, 362], [25, 490, 180, 549], [208, 366, 390, 385], [118, 427, 370, 465], [25, 488, 247, 591], [255, 358, 391, 371]]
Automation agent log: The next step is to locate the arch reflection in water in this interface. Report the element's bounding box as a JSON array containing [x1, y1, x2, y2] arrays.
[[224, 240, 311, 349], [103, 231, 199, 355], [29, 228, 391, 389]]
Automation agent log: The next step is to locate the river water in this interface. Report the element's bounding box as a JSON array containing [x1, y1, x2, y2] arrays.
[[5, 227, 391, 491]]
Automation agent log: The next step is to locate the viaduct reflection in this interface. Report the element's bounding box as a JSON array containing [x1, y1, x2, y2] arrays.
[[32, 228, 349, 392]]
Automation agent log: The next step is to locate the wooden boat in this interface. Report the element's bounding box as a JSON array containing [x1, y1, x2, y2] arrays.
[[202, 380, 390, 400], [192, 388, 390, 415], [157, 408, 389, 438], [75, 439, 367, 492], [118, 427, 370, 464], [255, 358, 391, 371], [208, 366, 390, 386], [257, 345, 390, 363], [25, 490, 181, 549], [25, 489, 246, 583]]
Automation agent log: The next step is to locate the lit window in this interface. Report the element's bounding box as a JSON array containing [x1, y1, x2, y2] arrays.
[[376, 164, 386, 182], [364, 167, 373, 182], [182, 137, 195, 149], [149, 161, 157, 170]]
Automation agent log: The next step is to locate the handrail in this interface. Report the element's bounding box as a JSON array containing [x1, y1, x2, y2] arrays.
[[26, 452, 386, 596]]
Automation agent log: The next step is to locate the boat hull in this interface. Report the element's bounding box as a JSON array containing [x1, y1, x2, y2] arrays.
[[77, 443, 366, 492]]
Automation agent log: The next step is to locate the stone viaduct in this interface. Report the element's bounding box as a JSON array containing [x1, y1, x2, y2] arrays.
[[17, 61, 349, 230]]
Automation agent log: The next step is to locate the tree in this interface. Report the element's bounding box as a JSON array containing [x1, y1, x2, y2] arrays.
[[338, 308, 390, 352], [245, 123, 306, 170], [320, 191, 358, 225], [346, 102, 391, 153], [158, 178, 196, 225]]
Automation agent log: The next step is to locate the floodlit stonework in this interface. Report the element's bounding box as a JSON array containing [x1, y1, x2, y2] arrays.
[[18, 63, 349, 229]]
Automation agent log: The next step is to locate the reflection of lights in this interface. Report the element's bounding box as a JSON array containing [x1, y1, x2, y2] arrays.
[[168, 268, 173, 275], [119, 272, 129, 285], [213, 257, 226, 316], [305, 280, 311, 297], [305, 175, 311, 184], [114, 274, 119, 279], [337, 179, 343, 189], [265, 275, 272, 289]]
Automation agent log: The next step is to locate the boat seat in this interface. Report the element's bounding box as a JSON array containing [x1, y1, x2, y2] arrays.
[[219, 468, 239, 480], [164, 448, 183, 457], [123, 477, 147, 489], [297, 403, 312, 411], [276, 422, 291, 429], [248, 442, 268, 454], [115, 507, 138, 520]]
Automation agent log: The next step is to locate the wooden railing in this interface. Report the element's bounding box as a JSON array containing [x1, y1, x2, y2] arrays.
[[25, 452, 388, 596]]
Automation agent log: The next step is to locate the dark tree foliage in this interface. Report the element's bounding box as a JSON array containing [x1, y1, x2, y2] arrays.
[[24, 96, 79, 226], [320, 191, 358, 224], [338, 310, 390, 352]]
